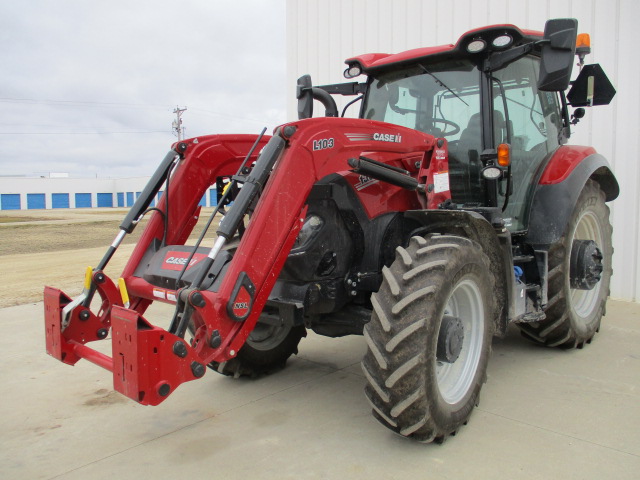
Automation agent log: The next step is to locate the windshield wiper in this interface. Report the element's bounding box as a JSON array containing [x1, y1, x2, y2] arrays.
[[419, 64, 468, 106]]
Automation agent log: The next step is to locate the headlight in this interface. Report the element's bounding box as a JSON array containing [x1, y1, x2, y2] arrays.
[[467, 39, 487, 53], [492, 34, 513, 49], [344, 65, 363, 79], [481, 166, 503, 180]]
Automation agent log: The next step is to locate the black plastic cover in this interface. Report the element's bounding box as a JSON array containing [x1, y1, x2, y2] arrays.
[[567, 64, 616, 106], [142, 245, 232, 292]]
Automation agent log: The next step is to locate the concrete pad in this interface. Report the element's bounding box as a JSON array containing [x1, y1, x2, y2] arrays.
[[1, 300, 639, 479]]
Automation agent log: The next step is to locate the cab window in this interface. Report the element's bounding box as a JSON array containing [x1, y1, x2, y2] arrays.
[[492, 56, 562, 231], [364, 60, 483, 204]]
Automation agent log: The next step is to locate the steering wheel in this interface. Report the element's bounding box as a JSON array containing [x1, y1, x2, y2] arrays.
[[430, 118, 460, 137]]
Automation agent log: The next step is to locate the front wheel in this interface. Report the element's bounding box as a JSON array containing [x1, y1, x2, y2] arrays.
[[362, 235, 494, 443], [209, 317, 306, 378]]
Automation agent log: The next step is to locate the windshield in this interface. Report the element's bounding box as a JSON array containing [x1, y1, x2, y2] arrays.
[[363, 59, 480, 140], [363, 60, 485, 205]]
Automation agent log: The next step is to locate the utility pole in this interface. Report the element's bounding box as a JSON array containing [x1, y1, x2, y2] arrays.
[[172, 106, 187, 140]]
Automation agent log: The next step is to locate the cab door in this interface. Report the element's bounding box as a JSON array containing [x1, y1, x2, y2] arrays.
[[491, 55, 564, 232]]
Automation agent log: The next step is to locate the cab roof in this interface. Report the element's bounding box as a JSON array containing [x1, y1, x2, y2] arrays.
[[346, 24, 543, 73]]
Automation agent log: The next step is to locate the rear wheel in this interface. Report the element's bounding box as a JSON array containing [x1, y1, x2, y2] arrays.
[[209, 317, 306, 378], [519, 180, 613, 348], [362, 235, 494, 443]]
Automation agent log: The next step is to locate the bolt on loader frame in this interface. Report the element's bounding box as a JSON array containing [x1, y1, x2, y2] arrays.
[[44, 18, 618, 442]]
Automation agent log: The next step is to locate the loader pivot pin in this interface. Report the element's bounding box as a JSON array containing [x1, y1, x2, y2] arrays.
[[173, 340, 188, 358], [210, 330, 222, 349], [157, 383, 171, 397], [191, 362, 205, 378]]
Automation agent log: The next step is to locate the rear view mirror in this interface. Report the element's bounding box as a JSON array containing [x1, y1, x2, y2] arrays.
[[296, 74, 339, 119], [297, 75, 314, 119], [537, 18, 577, 91], [567, 64, 617, 107]]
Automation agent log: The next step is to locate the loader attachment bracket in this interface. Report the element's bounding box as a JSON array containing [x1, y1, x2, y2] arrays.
[[45, 280, 204, 406], [111, 306, 206, 406], [45, 285, 115, 365], [45, 287, 76, 364]]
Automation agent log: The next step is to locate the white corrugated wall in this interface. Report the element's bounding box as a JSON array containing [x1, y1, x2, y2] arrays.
[[286, 0, 640, 302]]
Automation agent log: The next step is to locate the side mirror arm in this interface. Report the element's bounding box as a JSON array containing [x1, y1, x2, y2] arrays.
[[483, 43, 535, 73]]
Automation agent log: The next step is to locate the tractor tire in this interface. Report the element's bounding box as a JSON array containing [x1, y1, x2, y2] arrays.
[[209, 320, 306, 378], [519, 180, 613, 349], [362, 234, 494, 443]]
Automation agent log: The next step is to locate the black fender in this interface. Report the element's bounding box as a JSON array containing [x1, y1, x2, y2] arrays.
[[525, 153, 619, 248], [404, 210, 512, 337]]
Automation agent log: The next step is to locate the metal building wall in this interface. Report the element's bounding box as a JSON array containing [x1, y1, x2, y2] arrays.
[[286, 0, 640, 302]]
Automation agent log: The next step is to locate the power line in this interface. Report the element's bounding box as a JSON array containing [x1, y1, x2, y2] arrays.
[[0, 97, 173, 109], [0, 96, 284, 127], [188, 106, 272, 124], [0, 130, 169, 135]]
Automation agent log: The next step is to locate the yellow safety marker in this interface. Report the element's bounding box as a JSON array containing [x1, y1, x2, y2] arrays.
[[118, 278, 130, 308], [83, 266, 93, 290]]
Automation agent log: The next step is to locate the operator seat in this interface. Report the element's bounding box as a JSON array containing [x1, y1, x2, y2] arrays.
[[457, 110, 507, 155]]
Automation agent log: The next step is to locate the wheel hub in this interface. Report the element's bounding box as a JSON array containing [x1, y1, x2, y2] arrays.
[[437, 315, 465, 363], [570, 239, 604, 290]]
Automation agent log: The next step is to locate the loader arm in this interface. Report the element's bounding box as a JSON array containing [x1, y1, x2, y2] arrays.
[[45, 118, 439, 405]]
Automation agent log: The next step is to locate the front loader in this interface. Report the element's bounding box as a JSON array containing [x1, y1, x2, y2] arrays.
[[44, 18, 618, 442]]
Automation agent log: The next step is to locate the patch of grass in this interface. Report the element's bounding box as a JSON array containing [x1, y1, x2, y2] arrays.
[[0, 216, 58, 223], [0, 220, 148, 256], [80, 209, 130, 215]]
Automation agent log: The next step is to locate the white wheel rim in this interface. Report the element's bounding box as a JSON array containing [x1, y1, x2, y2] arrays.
[[246, 322, 290, 351], [570, 210, 604, 318], [436, 279, 484, 405]]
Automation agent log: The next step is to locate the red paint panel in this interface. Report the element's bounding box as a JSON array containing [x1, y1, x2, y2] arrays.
[[539, 145, 596, 185], [346, 24, 542, 71], [347, 45, 455, 69]]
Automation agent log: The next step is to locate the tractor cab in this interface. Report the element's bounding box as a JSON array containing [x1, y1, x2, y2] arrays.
[[300, 19, 615, 233]]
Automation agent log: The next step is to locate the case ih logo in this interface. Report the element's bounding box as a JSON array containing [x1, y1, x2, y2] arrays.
[[346, 133, 402, 143], [354, 175, 379, 191], [162, 252, 206, 271]]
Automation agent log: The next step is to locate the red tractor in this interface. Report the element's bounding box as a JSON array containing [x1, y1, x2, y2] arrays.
[[44, 18, 618, 443]]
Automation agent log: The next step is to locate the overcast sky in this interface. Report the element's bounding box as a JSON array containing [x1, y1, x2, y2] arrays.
[[0, 0, 287, 178]]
